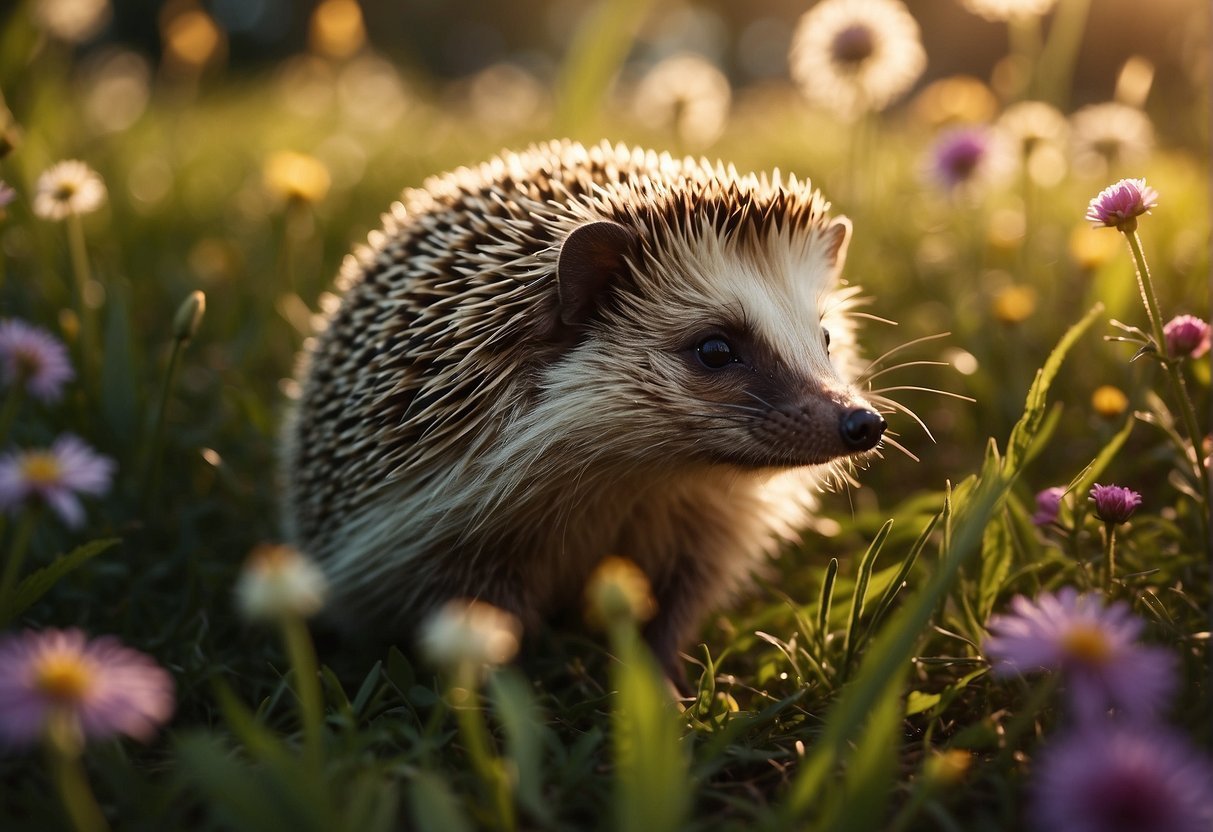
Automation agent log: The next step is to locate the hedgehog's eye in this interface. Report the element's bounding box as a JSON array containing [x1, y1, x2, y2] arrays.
[[822, 328, 831, 352], [696, 337, 735, 369]]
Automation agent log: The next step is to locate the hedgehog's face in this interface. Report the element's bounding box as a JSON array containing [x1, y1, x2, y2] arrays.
[[554, 217, 885, 470]]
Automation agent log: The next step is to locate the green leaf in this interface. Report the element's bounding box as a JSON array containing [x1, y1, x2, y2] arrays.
[[905, 690, 942, 717], [1005, 303, 1104, 474], [612, 626, 690, 832], [842, 520, 894, 676], [978, 509, 1015, 620], [407, 770, 475, 832], [816, 685, 903, 832], [0, 537, 119, 623], [487, 669, 551, 823], [865, 511, 940, 638]]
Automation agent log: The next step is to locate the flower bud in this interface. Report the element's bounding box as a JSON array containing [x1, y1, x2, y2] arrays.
[[173, 290, 206, 343]]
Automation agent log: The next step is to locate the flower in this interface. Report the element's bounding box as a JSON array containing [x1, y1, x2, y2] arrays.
[[1089, 483, 1142, 524], [1030, 726, 1213, 832], [992, 284, 1037, 323], [1091, 385, 1129, 418], [1085, 178, 1158, 232], [997, 100, 1069, 186], [0, 628, 174, 747], [264, 151, 331, 204], [927, 126, 1014, 194], [31, 0, 112, 43], [983, 588, 1175, 722], [585, 556, 657, 628], [33, 160, 107, 221], [911, 75, 998, 128], [1031, 486, 1065, 526], [420, 599, 521, 671], [1068, 225, 1121, 270], [0, 436, 114, 527], [1163, 314, 1210, 359], [234, 544, 328, 620], [633, 53, 731, 149], [1071, 102, 1154, 177], [0, 319, 74, 402], [0, 181, 15, 215], [309, 0, 366, 59], [789, 0, 926, 121], [959, 0, 1059, 22]]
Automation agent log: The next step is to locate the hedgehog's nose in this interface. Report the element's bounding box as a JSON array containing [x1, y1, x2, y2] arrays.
[[840, 408, 886, 451]]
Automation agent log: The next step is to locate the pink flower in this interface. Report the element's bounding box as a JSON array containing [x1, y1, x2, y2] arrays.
[[1032, 486, 1065, 526], [983, 588, 1176, 722], [0, 435, 115, 527], [0, 629, 175, 747], [1163, 314, 1210, 359], [1030, 726, 1213, 832], [1089, 483, 1142, 525], [1085, 178, 1158, 231], [0, 319, 74, 403]]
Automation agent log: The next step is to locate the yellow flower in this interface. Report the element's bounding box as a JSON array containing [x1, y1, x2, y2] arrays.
[[1091, 386, 1129, 419], [162, 6, 225, 71], [992, 285, 1037, 324], [264, 151, 331, 205], [585, 556, 657, 628], [310, 0, 366, 59], [1068, 224, 1121, 270], [912, 76, 998, 128]]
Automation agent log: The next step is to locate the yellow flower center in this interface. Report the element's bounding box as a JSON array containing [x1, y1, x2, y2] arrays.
[[1061, 625, 1113, 664], [20, 452, 62, 486], [34, 654, 94, 702]]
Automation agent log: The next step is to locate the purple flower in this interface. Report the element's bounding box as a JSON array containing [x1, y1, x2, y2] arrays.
[[1032, 486, 1065, 526], [984, 588, 1175, 722], [1089, 483, 1142, 524], [0, 319, 74, 403], [1163, 314, 1211, 359], [930, 127, 992, 190], [1085, 178, 1158, 231], [0, 181, 15, 209], [0, 435, 115, 527], [1030, 726, 1213, 832], [0, 628, 175, 747]]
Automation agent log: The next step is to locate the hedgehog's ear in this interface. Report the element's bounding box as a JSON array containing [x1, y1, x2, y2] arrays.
[[556, 221, 639, 329], [821, 216, 851, 270]]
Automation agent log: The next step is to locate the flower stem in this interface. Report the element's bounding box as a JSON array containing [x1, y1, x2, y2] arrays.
[[1102, 522, 1116, 594], [1123, 230, 1210, 540], [280, 614, 325, 772], [66, 215, 95, 392], [453, 666, 515, 832], [139, 337, 185, 513], [996, 674, 1060, 767], [0, 509, 38, 622], [46, 710, 109, 832]]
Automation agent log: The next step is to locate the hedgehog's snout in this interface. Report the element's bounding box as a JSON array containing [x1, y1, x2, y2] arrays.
[[840, 407, 886, 452]]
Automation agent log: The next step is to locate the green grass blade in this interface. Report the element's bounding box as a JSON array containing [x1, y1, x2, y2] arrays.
[[817, 557, 839, 652], [0, 537, 119, 624], [842, 519, 894, 678], [555, 0, 655, 130]]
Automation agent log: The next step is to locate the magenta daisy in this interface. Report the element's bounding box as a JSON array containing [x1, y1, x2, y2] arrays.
[[0, 435, 115, 527], [1089, 483, 1142, 524], [983, 588, 1175, 722], [1163, 314, 1210, 359], [1085, 178, 1158, 232], [1031, 486, 1065, 527], [0, 629, 174, 747], [1030, 726, 1213, 832], [0, 318, 75, 403]]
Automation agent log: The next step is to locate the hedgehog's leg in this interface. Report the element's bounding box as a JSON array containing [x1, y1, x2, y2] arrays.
[[642, 555, 721, 695]]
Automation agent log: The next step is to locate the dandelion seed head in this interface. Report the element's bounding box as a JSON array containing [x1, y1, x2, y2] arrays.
[[585, 556, 658, 628], [1071, 103, 1154, 177], [33, 160, 107, 221], [420, 599, 521, 672], [235, 544, 328, 621], [959, 0, 1059, 21], [633, 53, 731, 149], [789, 0, 926, 121]]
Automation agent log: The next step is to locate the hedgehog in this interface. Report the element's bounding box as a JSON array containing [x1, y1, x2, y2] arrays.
[[281, 139, 888, 679]]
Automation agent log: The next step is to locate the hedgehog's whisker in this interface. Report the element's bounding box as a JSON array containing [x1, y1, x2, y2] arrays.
[[880, 435, 920, 463], [847, 311, 899, 326], [871, 385, 976, 403], [742, 390, 779, 410], [858, 331, 953, 377], [861, 360, 952, 384], [868, 393, 936, 444]]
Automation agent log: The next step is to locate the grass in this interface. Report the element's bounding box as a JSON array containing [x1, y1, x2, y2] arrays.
[[0, 1, 1209, 830]]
